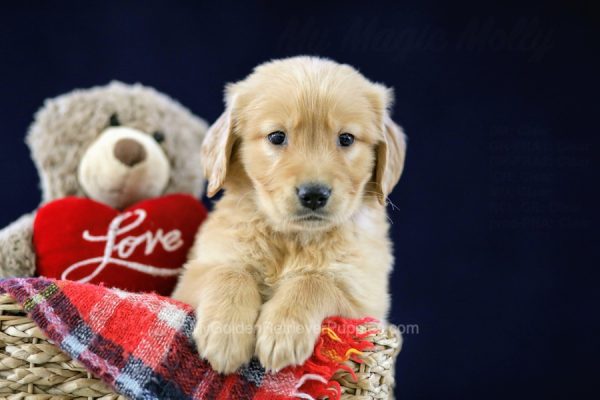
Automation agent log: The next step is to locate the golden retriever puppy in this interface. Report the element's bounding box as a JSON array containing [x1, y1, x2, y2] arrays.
[[172, 56, 406, 374]]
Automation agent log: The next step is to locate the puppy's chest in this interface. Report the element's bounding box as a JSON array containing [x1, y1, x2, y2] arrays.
[[243, 231, 355, 292]]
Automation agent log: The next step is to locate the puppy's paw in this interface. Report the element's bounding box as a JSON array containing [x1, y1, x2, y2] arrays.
[[193, 306, 255, 374], [255, 308, 320, 372]]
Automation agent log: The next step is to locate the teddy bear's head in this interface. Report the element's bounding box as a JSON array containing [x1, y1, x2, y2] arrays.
[[26, 82, 208, 209]]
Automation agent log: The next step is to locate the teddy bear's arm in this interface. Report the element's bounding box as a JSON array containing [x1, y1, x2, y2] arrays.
[[0, 212, 36, 278]]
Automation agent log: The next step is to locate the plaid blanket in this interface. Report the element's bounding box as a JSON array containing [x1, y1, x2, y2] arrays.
[[0, 278, 377, 400]]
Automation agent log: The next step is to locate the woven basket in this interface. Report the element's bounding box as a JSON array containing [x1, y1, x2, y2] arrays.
[[0, 294, 401, 399]]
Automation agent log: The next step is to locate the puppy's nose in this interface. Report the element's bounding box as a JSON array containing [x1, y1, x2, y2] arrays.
[[297, 183, 331, 210], [113, 138, 147, 167]]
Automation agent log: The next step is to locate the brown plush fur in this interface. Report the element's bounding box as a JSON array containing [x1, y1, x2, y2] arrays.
[[28, 82, 208, 203], [172, 56, 406, 373], [0, 82, 208, 278]]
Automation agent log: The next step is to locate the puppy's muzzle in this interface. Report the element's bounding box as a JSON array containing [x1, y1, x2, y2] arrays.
[[297, 183, 331, 210]]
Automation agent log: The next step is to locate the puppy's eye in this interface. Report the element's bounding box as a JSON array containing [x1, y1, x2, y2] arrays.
[[153, 131, 165, 143], [267, 131, 286, 146], [338, 133, 355, 147], [109, 113, 120, 127]]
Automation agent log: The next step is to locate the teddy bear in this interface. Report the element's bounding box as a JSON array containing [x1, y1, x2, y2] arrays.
[[0, 82, 209, 295]]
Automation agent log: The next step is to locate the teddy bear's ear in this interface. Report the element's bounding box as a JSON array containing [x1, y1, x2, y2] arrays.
[[202, 103, 236, 197]]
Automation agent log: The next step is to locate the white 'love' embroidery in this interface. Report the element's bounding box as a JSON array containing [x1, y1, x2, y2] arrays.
[[61, 209, 184, 283]]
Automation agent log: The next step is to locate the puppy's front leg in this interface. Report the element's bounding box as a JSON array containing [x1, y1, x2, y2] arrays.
[[255, 272, 351, 372], [173, 262, 261, 374]]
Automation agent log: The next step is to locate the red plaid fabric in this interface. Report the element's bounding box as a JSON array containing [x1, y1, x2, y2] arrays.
[[0, 278, 377, 400]]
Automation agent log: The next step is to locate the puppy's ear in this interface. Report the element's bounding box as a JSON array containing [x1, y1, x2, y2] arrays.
[[371, 86, 407, 205], [375, 116, 407, 204], [202, 97, 237, 197]]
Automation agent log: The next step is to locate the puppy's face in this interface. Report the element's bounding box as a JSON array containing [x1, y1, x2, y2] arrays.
[[203, 57, 406, 232]]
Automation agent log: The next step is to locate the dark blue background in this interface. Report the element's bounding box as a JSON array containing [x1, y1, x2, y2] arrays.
[[1, 0, 597, 398]]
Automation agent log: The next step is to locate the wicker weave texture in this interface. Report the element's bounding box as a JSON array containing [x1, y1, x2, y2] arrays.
[[0, 294, 400, 399]]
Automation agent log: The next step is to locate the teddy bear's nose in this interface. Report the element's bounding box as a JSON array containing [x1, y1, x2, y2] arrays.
[[113, 138, 147, 167]]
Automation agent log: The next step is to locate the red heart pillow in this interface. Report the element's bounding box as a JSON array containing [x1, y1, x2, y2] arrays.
[[33, 194, 207, 296]]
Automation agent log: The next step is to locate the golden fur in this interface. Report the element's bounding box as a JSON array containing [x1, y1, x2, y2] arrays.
[[172, 56, 406, 374]]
